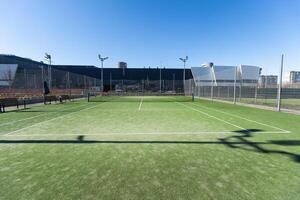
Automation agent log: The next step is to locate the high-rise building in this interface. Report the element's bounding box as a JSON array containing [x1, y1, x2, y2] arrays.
[[284, 71, 300, 84], [118, 62, 127, 69]]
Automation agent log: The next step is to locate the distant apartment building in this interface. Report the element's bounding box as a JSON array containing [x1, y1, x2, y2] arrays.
[[258, 75, 278, 88], [284, 71, 300, 84], [118, 62, 127, 69]]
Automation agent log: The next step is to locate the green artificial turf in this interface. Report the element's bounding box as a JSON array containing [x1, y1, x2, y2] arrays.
[[0, 96, 300, 200]]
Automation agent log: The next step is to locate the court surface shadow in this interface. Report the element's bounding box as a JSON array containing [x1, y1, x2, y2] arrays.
[[220, 129, 300, 163], [0, 131, 299, 163]]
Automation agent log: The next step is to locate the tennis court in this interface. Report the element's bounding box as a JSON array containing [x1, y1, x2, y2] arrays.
[[0, 96, 300, 199]]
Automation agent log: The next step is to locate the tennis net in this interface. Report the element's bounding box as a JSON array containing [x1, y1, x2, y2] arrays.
[[88, 93, 193, 103]]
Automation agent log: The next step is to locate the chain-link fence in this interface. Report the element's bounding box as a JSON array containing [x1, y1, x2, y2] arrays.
[[3, 63, 299, 112], [0, 64, 186, 101], [186, 79, 300, 112], [100, 79, 184, 96], [0, 65, 97, 100]]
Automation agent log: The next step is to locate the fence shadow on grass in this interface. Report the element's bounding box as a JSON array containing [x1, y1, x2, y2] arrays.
[[0, 132, 299, 163], [4, 109, 77, 114], [219, 129, 300, 163], [17, 109, 80, 113], [0, 139, 266, 145]]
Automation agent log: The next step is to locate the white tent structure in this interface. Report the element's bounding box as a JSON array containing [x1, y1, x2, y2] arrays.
[[239, 65, 261, 86], [191, 64, 261, 87], [189, 63, 261, 102], [191, 66, 214, 86]]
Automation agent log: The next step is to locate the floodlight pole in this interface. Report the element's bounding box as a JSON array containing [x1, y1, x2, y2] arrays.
[[44, 53, 52, 90], [98, 54, 109, 93], [277, 54, 284, 112], [40, 62, 44, 92], [101, 60, 103, 92], [179, 56, 188, 94], [210, 65, 214, 101]]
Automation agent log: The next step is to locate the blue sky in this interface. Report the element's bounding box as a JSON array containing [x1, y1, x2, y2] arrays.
[[0, 0, 299, 75]]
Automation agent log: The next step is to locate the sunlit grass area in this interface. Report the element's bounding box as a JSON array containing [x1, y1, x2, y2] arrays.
[[0, 97, 299, 200]]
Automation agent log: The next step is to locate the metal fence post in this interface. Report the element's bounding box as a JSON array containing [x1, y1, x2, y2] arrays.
[[254, 85, 258, 104], [233, 66, 237, 104], [41, 65, 44, 93], [67, 72, 71, 97], [239, 81, 242, 102], [277, 54, 284, 112], [173, 73, 175, 93], [24, 68, 27, 90]]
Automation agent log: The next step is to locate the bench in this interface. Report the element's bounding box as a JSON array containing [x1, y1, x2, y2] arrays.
[[44, 95, 57, 104], [0, 98, 25, 113], [60, 95, 71, 102]]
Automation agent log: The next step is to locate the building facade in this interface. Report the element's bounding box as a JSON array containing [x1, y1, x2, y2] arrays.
[[258, 75, 278, 88], [284, 71, 300, 84], [0, 54, 193, 93]]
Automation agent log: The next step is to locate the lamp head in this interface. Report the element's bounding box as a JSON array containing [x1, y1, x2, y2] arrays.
[[179, 56, 188, 62], [44, 53, 51, 60], [98, 54, 108, 61]]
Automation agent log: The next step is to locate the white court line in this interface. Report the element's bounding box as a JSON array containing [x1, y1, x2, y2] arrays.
[[2, 132, 233, 137], [190, 102, 290, 133], [0, 103, 88, 127], [175, 102, 247, 131], [5, 104, 101, 136], [2, 131, 287, 137], [138, 97, 143, 111]]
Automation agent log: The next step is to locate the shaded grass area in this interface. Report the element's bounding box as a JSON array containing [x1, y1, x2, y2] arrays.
[[0, 97, 300, 200]]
